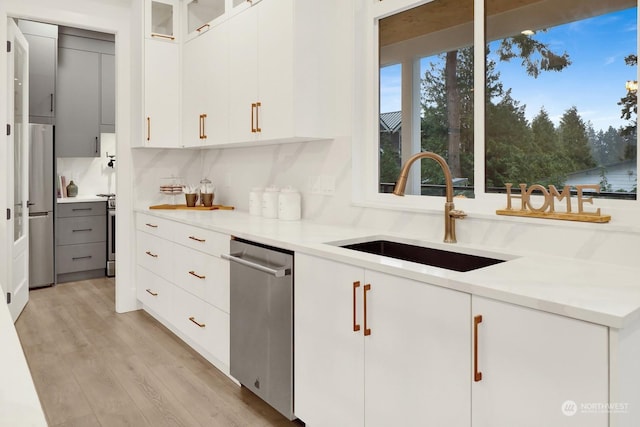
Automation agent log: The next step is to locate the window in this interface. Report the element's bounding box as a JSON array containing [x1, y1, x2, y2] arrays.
[[372, 0, 637, 204]]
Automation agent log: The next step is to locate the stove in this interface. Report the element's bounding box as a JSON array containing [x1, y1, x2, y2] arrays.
[[97, 193, 116, 276]]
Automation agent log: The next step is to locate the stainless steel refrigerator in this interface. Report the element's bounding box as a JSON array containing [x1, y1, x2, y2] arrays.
[[28, 123, 55, 288]]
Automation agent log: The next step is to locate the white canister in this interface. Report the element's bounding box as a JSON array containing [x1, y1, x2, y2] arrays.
[[249, 187, 264, 216], [262, 185, 280, 218], [278, 186, 301, 221]]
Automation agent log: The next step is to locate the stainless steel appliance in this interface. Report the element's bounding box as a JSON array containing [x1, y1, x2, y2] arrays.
[[28, 123, 55, 289], [98, 193, 115, 277], [223, 238, 295, 420]]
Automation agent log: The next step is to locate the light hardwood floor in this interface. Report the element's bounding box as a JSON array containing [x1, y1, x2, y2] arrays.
[[15, 278, 301, 427]]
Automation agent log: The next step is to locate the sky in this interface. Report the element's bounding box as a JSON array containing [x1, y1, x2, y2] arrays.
[[380, 7, 638, 133]]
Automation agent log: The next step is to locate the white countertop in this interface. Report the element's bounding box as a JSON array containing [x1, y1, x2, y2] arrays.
[[137, 208, 640, 329], [57, 195, 109, 203], [0, 284, 47, 427]]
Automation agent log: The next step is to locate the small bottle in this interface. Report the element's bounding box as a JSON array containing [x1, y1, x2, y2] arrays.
[[66, 180, 78, 197]]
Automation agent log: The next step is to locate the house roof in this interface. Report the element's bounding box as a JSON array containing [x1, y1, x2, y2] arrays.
[[380, 111, 402, 133]]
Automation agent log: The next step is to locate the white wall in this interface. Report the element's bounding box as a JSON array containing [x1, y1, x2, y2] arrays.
[[0, 0, 137, 313]]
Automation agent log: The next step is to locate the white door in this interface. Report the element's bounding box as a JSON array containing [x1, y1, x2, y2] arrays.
[[6, 19, 30, 322]]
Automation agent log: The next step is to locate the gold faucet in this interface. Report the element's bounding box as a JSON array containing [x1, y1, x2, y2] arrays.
[[393, 152, 467, 243]]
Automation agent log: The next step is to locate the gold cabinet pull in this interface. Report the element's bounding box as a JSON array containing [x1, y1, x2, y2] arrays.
[[189, 316, 206, 328], [151, 33, 175, 40], [363, 284, 371, 336], [146, 117, 151, 141], [145, 223, 158, 228], [474, 314, 483, 382], [353, 281, 361, 332], [255, 101, 261, 132], [189, 271, 206, 280], [188, 236, 206, 243], [146, 289, 158, 296], [196, 23, 210, 33], [251, 103, 257, 133], [201, 113, 207, 139], [145, 251, 158, 258], [199, 114, 203, 139]]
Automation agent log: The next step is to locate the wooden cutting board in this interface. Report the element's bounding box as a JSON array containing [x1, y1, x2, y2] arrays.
[[149, 204, 235, 211]]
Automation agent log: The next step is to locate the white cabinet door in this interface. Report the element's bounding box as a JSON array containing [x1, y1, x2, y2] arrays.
[[472, 296, 608, 427], [144, 40, 180, 147], [294, 254, 365, 427], [145, 0, 179, 41], [182, 23, 228, 147], [364, 270, 471, 427], [226, 4, 259, 144]]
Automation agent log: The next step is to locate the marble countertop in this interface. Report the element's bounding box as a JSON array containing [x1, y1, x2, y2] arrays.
[[0, 284, 47, 426], [137, 208, 640, 329], [57, 195, 109, 203]]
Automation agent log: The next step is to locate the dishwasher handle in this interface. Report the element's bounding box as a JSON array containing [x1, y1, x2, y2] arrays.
[[222, 253, 291, 278]]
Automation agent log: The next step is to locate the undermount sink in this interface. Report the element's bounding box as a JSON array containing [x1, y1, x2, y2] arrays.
[[339, 239, 506, 272]]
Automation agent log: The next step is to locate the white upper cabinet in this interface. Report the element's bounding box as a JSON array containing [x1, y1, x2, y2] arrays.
[[184, 0, 225, 40], [226, 0, 334, 146], [145, 0, 179, 42], [182, 22, 229, 147]]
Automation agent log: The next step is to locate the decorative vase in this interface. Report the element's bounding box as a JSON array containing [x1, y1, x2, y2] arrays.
[[66, 180, 78, 197]]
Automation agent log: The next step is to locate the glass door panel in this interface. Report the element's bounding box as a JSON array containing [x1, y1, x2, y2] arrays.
[[13, 33, 26, 242]]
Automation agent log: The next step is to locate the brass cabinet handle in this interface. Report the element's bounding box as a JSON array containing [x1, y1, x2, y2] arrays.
[[189, 271, 206, 280], [201, 113, 207, 139], [146, 117, 151, 141], [196, 23, 210, 33], [151, 33, 175, 40], [474, 314, 483, 382], [199, 114, 203, 139], [145, 251, 158, 258], [188, 236, 206, 243], [189, 316, 206, 328], [353, 281, 361, 332], [363, 284, 371, 336], [145, 223, 158, 228], [255, 101, 261, 132], [146, 289, 158, 296], [251, 103, 257, 133]]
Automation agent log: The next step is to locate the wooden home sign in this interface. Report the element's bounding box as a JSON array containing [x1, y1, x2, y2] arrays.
[[496, 183, 611, 223]]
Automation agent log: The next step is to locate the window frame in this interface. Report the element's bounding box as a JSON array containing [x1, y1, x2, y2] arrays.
[[353, 0, 640, 228]]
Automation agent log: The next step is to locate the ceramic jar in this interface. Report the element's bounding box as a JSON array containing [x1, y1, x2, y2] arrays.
[[278, 186, 301, 220], [261, 185, 280, 218], [249, 187, 264, 216]]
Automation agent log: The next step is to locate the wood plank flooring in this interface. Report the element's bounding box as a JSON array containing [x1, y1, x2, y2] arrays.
[[14, 278, 301, 427]]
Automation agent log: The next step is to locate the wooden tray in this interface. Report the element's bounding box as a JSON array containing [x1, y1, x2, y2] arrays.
[[149, 204, 235, 211]]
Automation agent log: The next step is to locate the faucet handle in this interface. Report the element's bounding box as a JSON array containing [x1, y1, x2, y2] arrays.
[[449, 209, 467, 219]]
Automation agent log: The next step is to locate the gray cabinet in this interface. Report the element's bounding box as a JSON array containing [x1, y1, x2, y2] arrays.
[[56, 29, 115, 157], [18, 20, 57, 124], [56, 202, 106, 282]]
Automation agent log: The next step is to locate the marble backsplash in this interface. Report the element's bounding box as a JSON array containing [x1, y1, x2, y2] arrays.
[[131, 136, 640, 268]]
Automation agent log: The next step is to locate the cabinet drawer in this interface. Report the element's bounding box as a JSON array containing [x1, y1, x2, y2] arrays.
[[173, 285, 230, 367], [136, 231, 173, 280], [136, 213, 175, 240], [58, 201, 106, 217], [56, 242, 106, 273], [173, 243, 230, 313], [173, 222, 229, 256], [57, 216, 106, 245], [137, 265, 172, 320]]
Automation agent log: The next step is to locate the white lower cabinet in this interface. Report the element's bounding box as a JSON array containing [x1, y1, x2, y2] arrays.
[[135, 213, 230, 373], [295, 254, 470, 426], [472, 296, 608, 427]]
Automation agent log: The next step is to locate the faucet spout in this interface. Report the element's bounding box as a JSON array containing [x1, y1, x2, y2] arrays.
[[392, 152, 465, 243]]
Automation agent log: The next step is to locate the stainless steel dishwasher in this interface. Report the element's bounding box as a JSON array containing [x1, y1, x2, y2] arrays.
[[222, 238, 295, 420]]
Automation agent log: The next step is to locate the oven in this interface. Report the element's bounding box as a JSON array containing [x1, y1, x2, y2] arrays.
[[107, 196, 116, 276]]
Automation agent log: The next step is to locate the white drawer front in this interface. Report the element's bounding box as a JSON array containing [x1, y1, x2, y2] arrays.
[[173, 244, 230, 313], [136, 231, 173, 280], [136, 266, 172, 321], [173, 222, 229, 256], [136, 213, 175, 240]]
